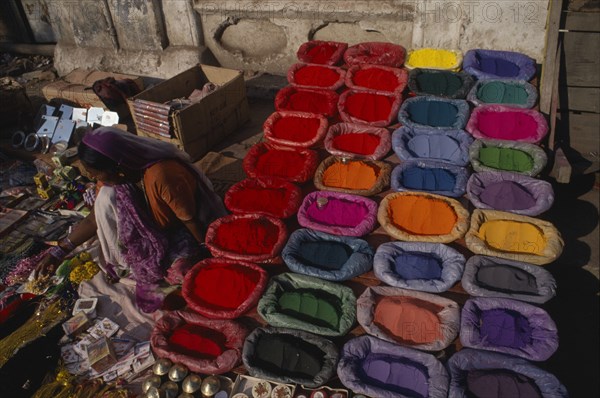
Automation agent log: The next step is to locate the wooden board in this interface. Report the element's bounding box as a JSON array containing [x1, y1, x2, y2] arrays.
[[565, 11, 600, 31], [559, 87, 600, 113], [563, 31, 600, 87], [567, 112, 600, 154]]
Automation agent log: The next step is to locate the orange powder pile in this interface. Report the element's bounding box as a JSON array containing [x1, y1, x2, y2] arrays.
[[321, 161, 379, 191], [374, 296, 443, 345], [478, 220, 546, 255], [387, 195, 457, 235]]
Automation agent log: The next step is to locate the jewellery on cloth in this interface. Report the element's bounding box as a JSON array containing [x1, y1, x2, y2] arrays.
[[23, 133, 40, 152], [11, 130, 26, 148]]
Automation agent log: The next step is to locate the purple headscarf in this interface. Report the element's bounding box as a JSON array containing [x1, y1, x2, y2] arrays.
[[82, 127, 192, 170]]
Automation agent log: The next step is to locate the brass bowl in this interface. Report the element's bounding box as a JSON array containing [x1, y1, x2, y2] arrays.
[[161, 381, 179, 398], [142, 375, 163, 393], [182, 374, 203, 393], [200, 375, 221, 397], [168, 363, 189, 382], [177, 394, 195, 398], [146, 386, 161, 398], [153, 358, 173, 376]]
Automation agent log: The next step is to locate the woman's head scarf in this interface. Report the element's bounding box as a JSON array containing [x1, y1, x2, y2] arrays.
[[82, 127, 192, 170], [82, 126, 214, 189]]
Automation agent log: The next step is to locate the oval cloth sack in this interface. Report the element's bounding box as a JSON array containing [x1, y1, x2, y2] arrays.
[[392, 126, 473, 166], [337, 335, 449, 398], [242, 327, 339, 388], [345, 64, 408, 94], [296, 40, 347, 65], [461, 255, 557, 304], [374, 241, 465, 293], [378, 191, 470, 243], [263, 111, 328, 148], [282, 228, 374, 281], [257, 272, 356, 336], [466, 171, 554, 216], [297, 191, 378, 237], [460, 297, 559, 361], [243, 142, 319, 183], [463, 49, 536, 81], [447, 348, 568, 398], [465, 209, 564, 265], [182, 258, 268, 319], [205, 214, 288, 263], [151, 310, 247, 374], [469, 139, 548, 177], [225, 177, 302, 219], [314, 156, 391, 196], [405, 48, 463, 71], [325, 122, 391, 161], [357, 286, 460, 351]]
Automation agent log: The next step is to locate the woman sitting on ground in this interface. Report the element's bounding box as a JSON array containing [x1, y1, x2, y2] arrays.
[[37, 127, 227, 312]]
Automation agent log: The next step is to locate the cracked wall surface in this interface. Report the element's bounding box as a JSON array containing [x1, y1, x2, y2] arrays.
[[44, 0, 549, 77]]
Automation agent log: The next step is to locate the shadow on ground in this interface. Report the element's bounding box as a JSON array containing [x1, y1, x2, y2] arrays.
[[543, 173, 599, 397]]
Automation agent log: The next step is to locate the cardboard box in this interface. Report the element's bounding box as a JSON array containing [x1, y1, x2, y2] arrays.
[[42, 68, 144, 108], [62, 311, 91, 337], [128, 64, 249, 161], [86, 336, 117, 373]]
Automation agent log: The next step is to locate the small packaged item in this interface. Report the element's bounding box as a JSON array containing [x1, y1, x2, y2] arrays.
[[33, 173, 49, 188], [62, 312, 91, 337], [73, 297, 98, 317], [86, 336, 118, 373], [60, 344, 83, 364], [88, 317, 119, 339], [111, 338, 136, 358]]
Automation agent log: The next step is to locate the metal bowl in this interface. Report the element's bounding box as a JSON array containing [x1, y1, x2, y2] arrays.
[[142, 375, 163, 393], [161, 381, 179, 398], [182, 374, 203, 393], [146, 386, 161, 398], [153, 358, 173, 376], [168, 363, 189, 382], [200, 376, 221, 397]]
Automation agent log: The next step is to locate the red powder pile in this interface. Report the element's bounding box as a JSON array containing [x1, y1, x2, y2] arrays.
[[304, 43, 337, 64], [228, 185, 292, 217], [254, 149, 308, 179], [294, 65, 341, 88], [331, 133, 381, 156], [190, 262, 260, 310], [352, 68, 402, 91], [213, 217, 280, 255], [168, 324, 225, 359], [286, 90, 334, 115], [272, 115, 321, 143], [344, 92, 394, 122]]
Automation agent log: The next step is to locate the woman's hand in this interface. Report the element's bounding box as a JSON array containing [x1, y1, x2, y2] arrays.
[[34, 253, 61, 277]]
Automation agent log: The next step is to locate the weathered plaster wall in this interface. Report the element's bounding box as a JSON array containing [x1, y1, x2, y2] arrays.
[[46, 0, 550, 78], [48, 0, 212, 78], [194, 0, 550, 75]]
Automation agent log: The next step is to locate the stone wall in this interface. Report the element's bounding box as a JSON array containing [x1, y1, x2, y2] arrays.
[[195, 0, 551, 75], [41, 0, 550, 77]]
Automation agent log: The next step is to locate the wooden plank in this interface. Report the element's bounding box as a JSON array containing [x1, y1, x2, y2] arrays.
[[568, 112, 600, 156], [563, 31, 600, 87], [558, 87, 600, 112], [550, 147, 573, 183], [549, 41, 562, 150], [565, 11, 600, 31], [540, 0, 564, 114]]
